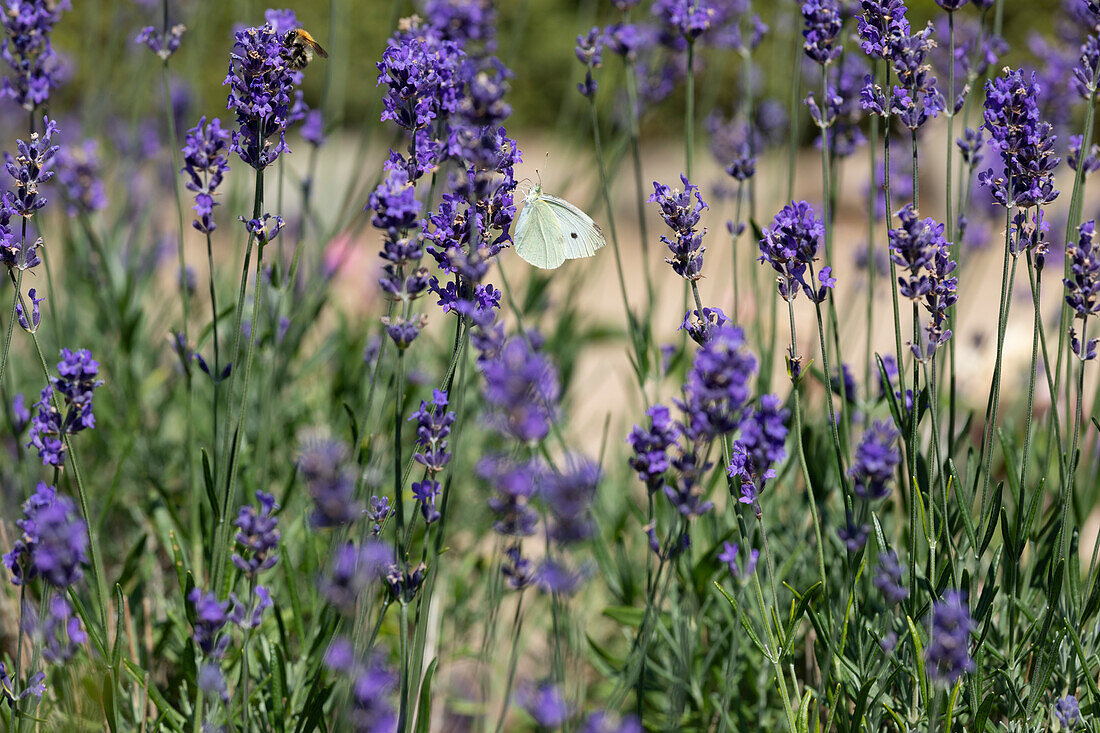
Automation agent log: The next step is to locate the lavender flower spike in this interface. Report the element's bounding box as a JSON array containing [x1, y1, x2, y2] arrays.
[[1066, 220, 1100, 361], [650, 175, 708, 281], [925, 591, 975, 684], [759, 201, 830, 302]]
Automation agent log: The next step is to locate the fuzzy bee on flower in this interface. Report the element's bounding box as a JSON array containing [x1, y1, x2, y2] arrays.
[[282, 28, 328, 71]]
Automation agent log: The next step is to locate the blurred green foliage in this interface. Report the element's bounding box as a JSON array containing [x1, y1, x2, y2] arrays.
[[49, 0, 1061, 137]]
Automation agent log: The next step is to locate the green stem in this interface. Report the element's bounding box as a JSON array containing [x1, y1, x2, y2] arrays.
[[213, 167, 264, 594], [162, 59, 198, 582], [865, 62, 879, 393], [786, 299, 827, 590], [978, 201, 1017, 535], [493, 592, 526, 733], [624, 58, 654, 314], [686, 40, 695, 181], [398, 600, 410, 732]]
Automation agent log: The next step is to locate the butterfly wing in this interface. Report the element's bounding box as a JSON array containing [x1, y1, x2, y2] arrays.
[[514, 195, 567, 269], [541, 194, 606, 260]]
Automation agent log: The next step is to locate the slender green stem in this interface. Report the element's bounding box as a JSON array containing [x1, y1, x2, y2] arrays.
[[205, 230, 220, 480], [0, 263, 24, 387], [493, 592, 526, 733], [978, 200, 1017, 531], [398, 600, 410, 732], [811, 286, 846, 488], [786, 299, 827, 589], [624, 58, 654, 314], [213, 167, 264, 594], [586, 99, 633, 324], [162, 59, 198, 581], [865, 62, 880, 393], [731, 179, 746, 320], [240, 578, 255, 733], [686, 40, 695, 182]]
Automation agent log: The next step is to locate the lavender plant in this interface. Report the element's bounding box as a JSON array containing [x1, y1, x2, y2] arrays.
[[4, 1, 1100, 731]]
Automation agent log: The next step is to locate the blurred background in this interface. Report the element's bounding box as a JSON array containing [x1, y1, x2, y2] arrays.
[[13, 0, 1091, 450]]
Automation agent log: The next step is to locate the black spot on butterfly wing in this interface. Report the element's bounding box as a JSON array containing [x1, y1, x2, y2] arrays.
[[570, 232, 578, 239]]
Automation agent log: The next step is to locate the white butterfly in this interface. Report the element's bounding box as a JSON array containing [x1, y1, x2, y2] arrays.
[[513, 184, 606, 269]]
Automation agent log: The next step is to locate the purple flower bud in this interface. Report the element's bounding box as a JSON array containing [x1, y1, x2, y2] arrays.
[[1054, 695, 1081, 729], [324, 636, 397, 732], [925, 591, 975, 684], [873, 550, 908, 605], [135, 23, 186, 60], [517, 681, 570, 727], [718, 541, 759, 580], [4, 482, 87, 588], [850, 421, 901, 500], [802, 0, 843, 65], [187, 588, 230, 658], [231, 490, 281, 578]]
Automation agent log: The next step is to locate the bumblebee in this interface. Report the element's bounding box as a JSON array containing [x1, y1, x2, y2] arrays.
[[283, 28, 328, 71]]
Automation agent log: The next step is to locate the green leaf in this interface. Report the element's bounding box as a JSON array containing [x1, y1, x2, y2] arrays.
[[201, 449, 219, 523], [342, 401, 359, 452], [117, 533, 148, 591], [112, 585, 125, 672], [714, 582, 770, 660], [980, 482, 1003, 555], [602, 605, 645, 628], [906, 615, 930, 706], [281, 550, 306, 657], [949, 459, 979, 554], [781, 582, 822, 650], [414, 658, 438, 733], [796, 689, 813, 733], [103, 670, 118, 733], [123, 661, 186, 731]]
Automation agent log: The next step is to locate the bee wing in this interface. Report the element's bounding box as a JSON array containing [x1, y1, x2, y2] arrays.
[[298, 30, 328, 58]]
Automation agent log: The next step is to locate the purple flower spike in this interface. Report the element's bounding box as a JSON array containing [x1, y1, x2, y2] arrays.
[[0, 0, 69, 110], [679, 324, 757, 441], [224, 23, 299, 170], [298, 436, 362, 528], [925, 591, 975, 684], [653, 0, 716, 40], [187, 588, 230, 659], [27, 349, 103, 468], [759, 201, 828, 302], [979, 69, 1060, 208], [55, 139, 108, 216], [650, 175, 708, 281], [135, 24, 186, 60], [231, 490, 281, 579], [575, 27, 603, 98], [479, 335, 560, 443], [181, 116, 231, 234], [850, 421, 901, 500], [4, 482, 88, 588], [1054, 695, 1081, 729], [324, 637, 397, 732], [1066, 220, 1100, 361], [5, 117, 59, 218], [802, 0, 843, 65], [517, 681, 571, 727], [888, 205, 957, 359], [627, 404, 681, 491], [873, 550, 908, 605]]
